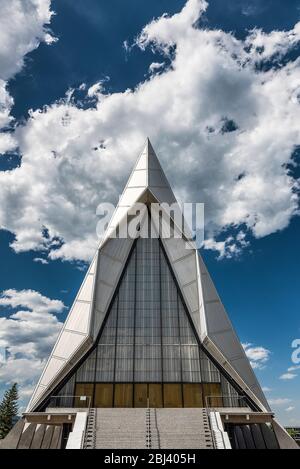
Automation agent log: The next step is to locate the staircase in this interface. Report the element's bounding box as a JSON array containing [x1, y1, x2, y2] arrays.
[[95, 408, 147, 449], [94, 408, 213, 449], [155, 408, 213, 449]]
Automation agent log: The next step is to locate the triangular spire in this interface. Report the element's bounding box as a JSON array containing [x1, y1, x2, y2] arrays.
[[130, 137, 176, 202], [101, 139, 176, 244]]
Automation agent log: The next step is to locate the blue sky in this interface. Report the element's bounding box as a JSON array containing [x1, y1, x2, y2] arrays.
[[0, 0, 299, 424]]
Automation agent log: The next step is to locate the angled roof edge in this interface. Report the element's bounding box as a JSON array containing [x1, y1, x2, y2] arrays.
[[202, 336, 270, 412], [197, 252, 270, 412], [26, 252, 100, 412]]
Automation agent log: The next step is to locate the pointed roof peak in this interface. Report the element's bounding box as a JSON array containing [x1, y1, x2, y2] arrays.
[[135, 137, 162, 172], [145, 136, 155, 153], [127, 138, 177, 203], [100, 140, 177, 244]]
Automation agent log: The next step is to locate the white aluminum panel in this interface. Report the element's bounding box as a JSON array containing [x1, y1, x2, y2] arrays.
[[101, 236, 133, 263], [209, 330, 244, 360], [89, 254, 98, 275], [149, 186, 177, 205], [148, 169, 169, 188], [27, 385, 47, 411], [78, 274, 94, 302], [196, 254, 207, 340], [128, 169, 147, 188], [93, 309, 106, 339], [229, 355, 261, 386], [205, 301, 233, 334], [198, 255, 208, 275], [135, 150, 147, 170], [172, 252, 197, 286], [147, 147, 163, 171], [228, 356, 269, 407], [65, 301, 91, 334], [119, 187, 145, 207], [105, 206, 129, 235], [164, 236, 193, 262], [41, 357, 66, 387], [53, 331, 86, 360], [202, 273, 219, 303], [98, 253, 123, 286], [182, 281, 199, 313], [134, 140, 161, 171], [94, 281, 114, 314], [199, 304, 207, 341]]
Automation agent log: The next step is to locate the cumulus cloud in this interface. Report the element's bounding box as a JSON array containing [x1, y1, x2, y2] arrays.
[[0, 0, 55, 151], [33, 257, 49, 265], [288, 365, 300, 372], [0, 0, 299, 261], [280, 372, 297, 380], [0, 289, 65, 314], [285, 406, 295, 412], [0, 289, 64, 408], [243, 343, 271, 369], [279, 364, 300, 381], [269, 398, 291, 406]]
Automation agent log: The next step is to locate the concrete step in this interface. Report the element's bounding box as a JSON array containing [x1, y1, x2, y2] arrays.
[[93, 407, 213, 449]]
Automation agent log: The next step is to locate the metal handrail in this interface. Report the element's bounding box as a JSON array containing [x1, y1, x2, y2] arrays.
[[205, 394, 248, 410], [48, 395, 92, 409]]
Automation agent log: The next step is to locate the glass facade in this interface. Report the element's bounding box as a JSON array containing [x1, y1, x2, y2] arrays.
[[56, 235, 241, 408]]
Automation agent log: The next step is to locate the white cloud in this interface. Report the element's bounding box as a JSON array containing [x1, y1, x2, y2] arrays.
[[243, 343, 271, 369], [288, 365, 300, 372], [269, 398, 291, 406], [203, 231, 250, 259], [0, 0, 299, 260], [262, 386, 272, 393], [280, 372, 297, 380], [0, 289, 64, 408], [0, 289, 65, 314], [245, 23, 300, 62], [149, 62, 165, 74], [0, 0, 55, 151], [285, 406, 295, 412], [0, 80, 14, 131], [33, 257, 49, 265], [0, 0, 55, 80], [87, 82, 106, 98]]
